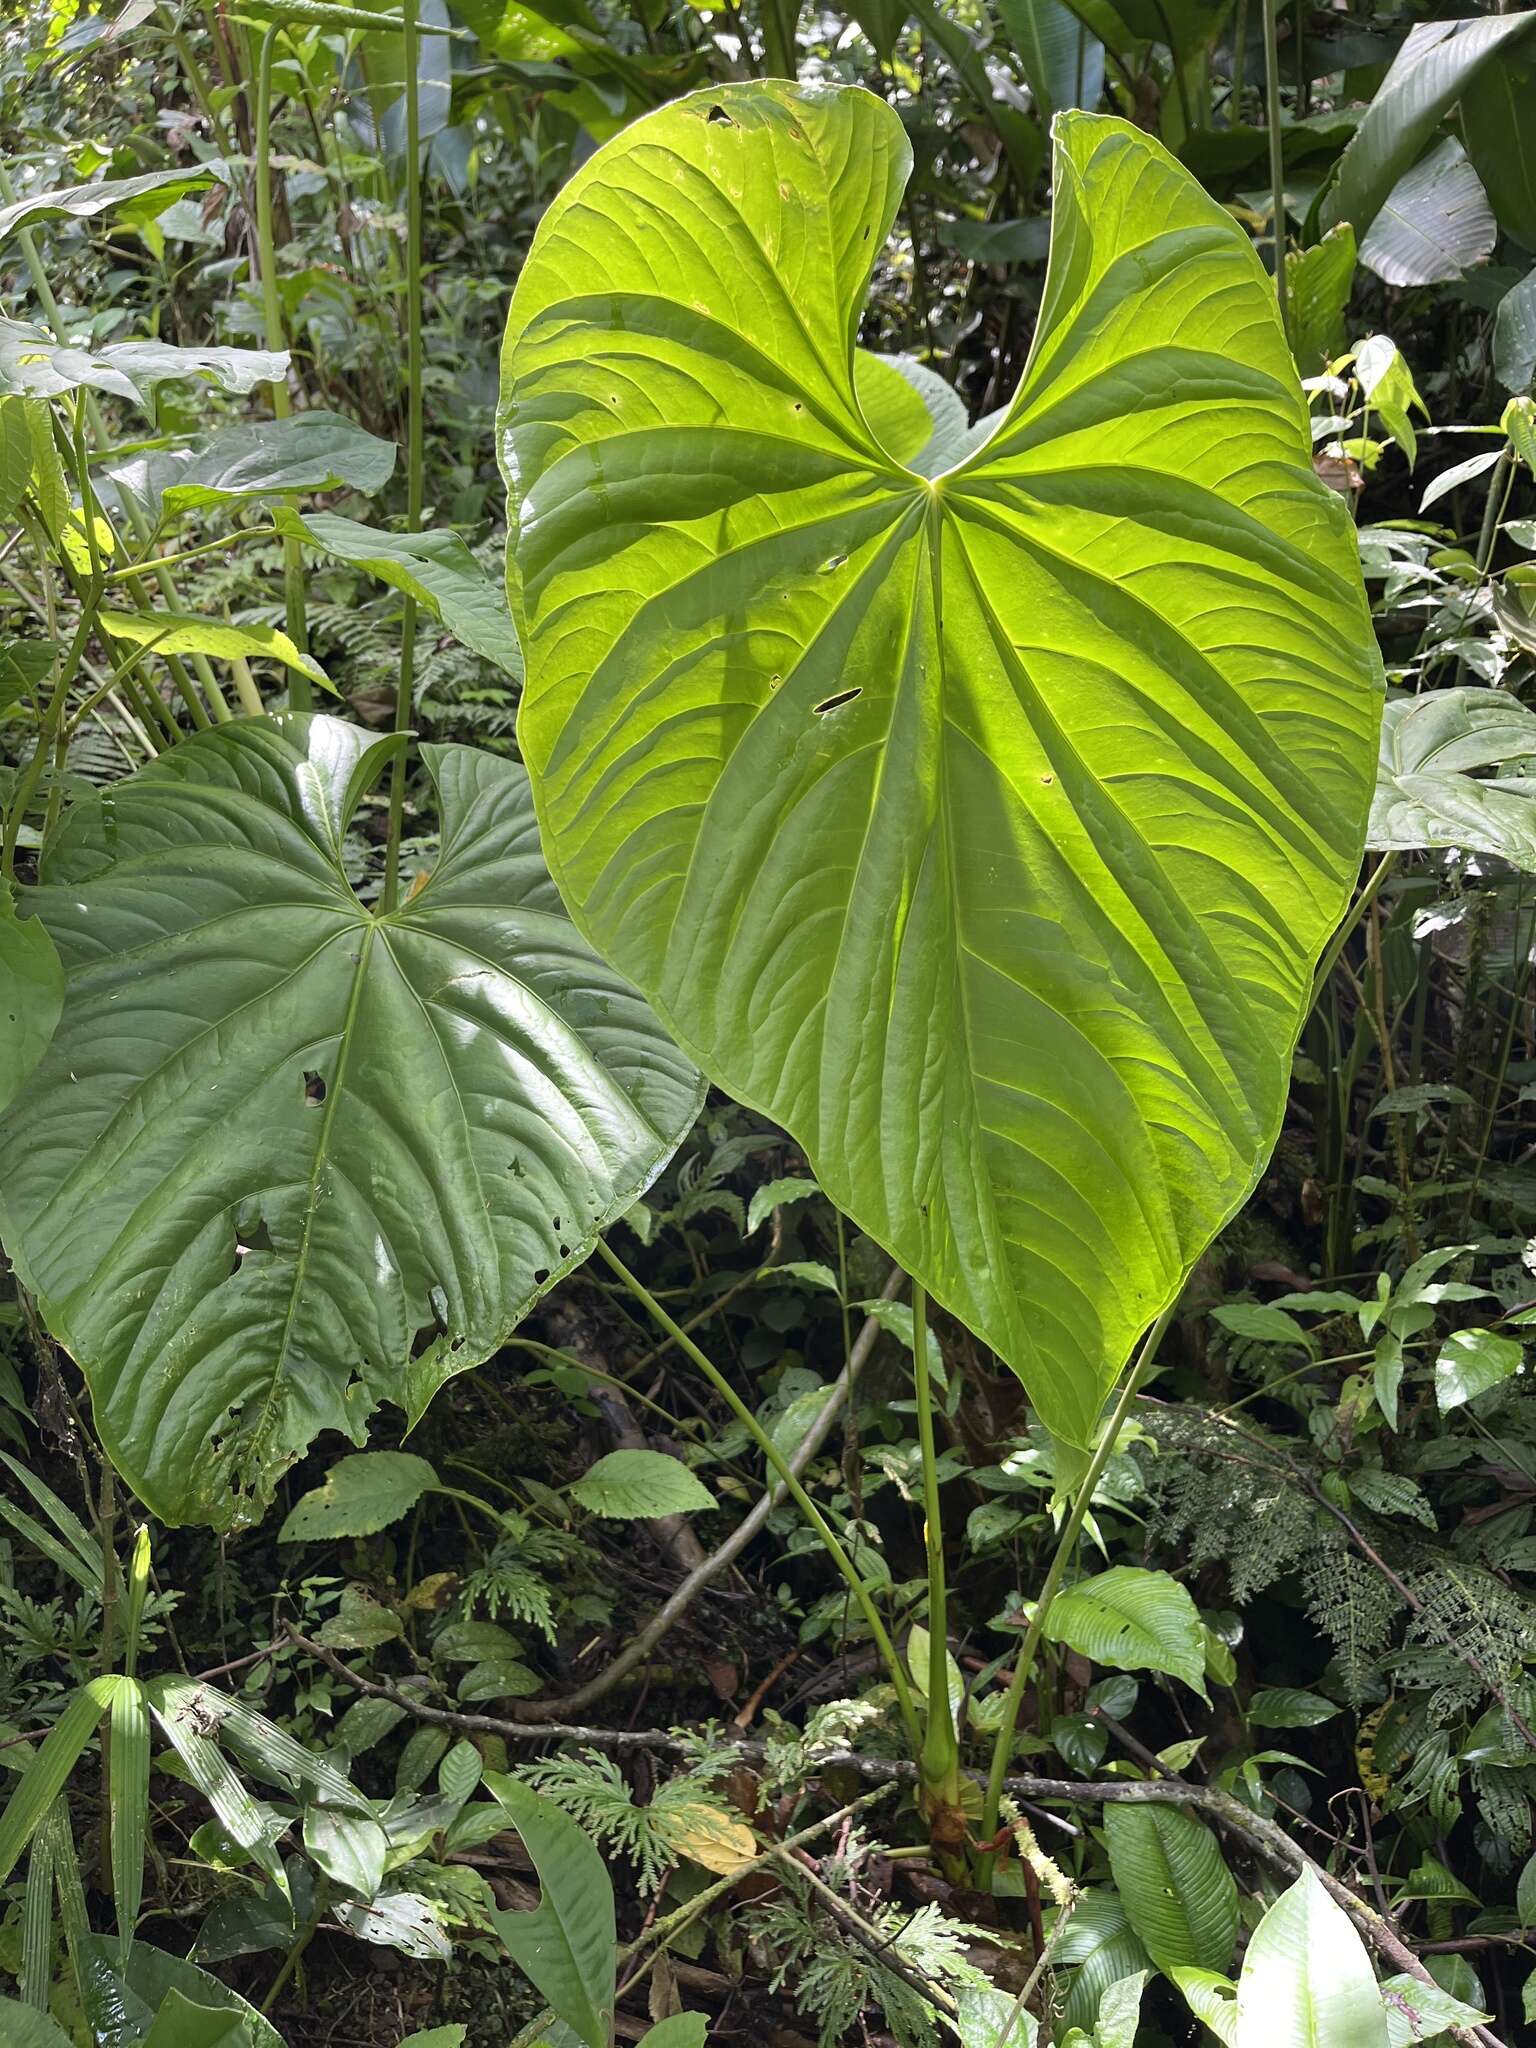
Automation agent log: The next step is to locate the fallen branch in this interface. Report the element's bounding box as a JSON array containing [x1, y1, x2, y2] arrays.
[[513, 1264, 906, 1720]]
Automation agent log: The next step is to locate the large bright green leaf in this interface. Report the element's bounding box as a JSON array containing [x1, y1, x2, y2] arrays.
[[486, 1775, 616, 2048], [0, 718, 701, 1527], [1368, 689, 1536, 871], [102, 412, 397, 526], [1319, 14, 1536, 242], [1103, 1802, 1238, 1974], [1041, 1566, 1207, 1694], [0, 880, 63, 1115], [500, 84, 1381, 1446], [0, 318, 288, 408], [1234, 1870, 1387, 2048]]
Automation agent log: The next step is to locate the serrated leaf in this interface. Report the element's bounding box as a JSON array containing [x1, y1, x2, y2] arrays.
[[275, 507, 522, 678], [99, 609, 331, 689], [1042, 1566, 1207, 1695], [1435, 1328, 1525, 1411], [279, 1452, 439, 1542], [0, 318, 287, 408], [103, 412, 396, 525], [570, 1448, 715, 1520], [501, 85, 1381, 1449], [0, 881, 62, 1117], [0, 717, 701, 1529], [485, 1775, 616, 2048], [1104, 1804, 1238, 1974], [1235, 1870, 1387, 2048]]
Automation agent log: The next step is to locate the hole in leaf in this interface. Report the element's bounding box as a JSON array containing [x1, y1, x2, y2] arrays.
[[812, 688, 862, 716], [533, 1267, 550, 1286], [303, 1070, 327, 1107], [705, 104, 734, 125]]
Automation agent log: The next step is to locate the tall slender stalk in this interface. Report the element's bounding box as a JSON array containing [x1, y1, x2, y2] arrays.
[[383, 0, 425, 914], [911, 1284, 960, 1817], [255, 26, 310, 702], [975, 1304, 1176, 1888], [1262, 0, 1289, 340], [595, 1238, 924, 1757]]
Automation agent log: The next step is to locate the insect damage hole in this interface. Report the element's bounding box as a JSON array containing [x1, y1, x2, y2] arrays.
[[812, 687, 862, 716], [302, 1070, 327, 1106], [705, 104, 735, 125]]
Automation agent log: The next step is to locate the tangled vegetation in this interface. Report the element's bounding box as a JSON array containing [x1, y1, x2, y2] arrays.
[[3, 2, 1536, 2045]]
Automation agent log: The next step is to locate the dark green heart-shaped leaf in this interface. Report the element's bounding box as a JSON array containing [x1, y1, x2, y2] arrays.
[[0, 718, 700, 1527], [500, 84, 1382, 1443]]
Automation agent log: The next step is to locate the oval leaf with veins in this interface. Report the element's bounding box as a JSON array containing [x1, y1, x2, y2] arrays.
[[0, 717, 701, 1528], [499, 83, 1383, 1444]]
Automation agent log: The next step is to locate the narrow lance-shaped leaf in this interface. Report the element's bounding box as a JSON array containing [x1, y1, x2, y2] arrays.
[[500, 84, 1383, 1444], [0, 718, 701, 1526], [485, 1775, 617, 2048]]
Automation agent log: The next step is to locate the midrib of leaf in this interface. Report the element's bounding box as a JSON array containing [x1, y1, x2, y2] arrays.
[[253, 917, 378, 1467]]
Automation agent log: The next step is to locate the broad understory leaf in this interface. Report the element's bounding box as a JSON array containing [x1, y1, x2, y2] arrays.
[[1319, 13, 1536, 242], [1053, 1890, 1151, 2035], [279, 1450, 440, 1540], [1041, 1566, 1208, 1693], [0, 318, 288, 408], [1357, 138, 1495, 288], [1434, 1328, 1524, 1412], [0, 880, 63, 1115], [274, 507, 523, 679], [485, 1775, 616, 2048], [996, 0, 1105, 121], [1462, 47, 1536, 253], [500, 83, 1382, 1445], [78, 1935, 286, 2048], [1171, 1967, 1239, 2046], [569, 1446, 716, 1519], [0, 718, 701, 1527], [0, 169, 216, 243], [1368, 688, 1536, 871], [1103, 1802, 1238, 1974], [1234, 1870, 1387, 2048], [101, 411, 397, 526]]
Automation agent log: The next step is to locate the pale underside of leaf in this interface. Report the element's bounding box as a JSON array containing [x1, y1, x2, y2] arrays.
[[500, 84, 1383, 1442], [0, 718, 701, 1527]]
